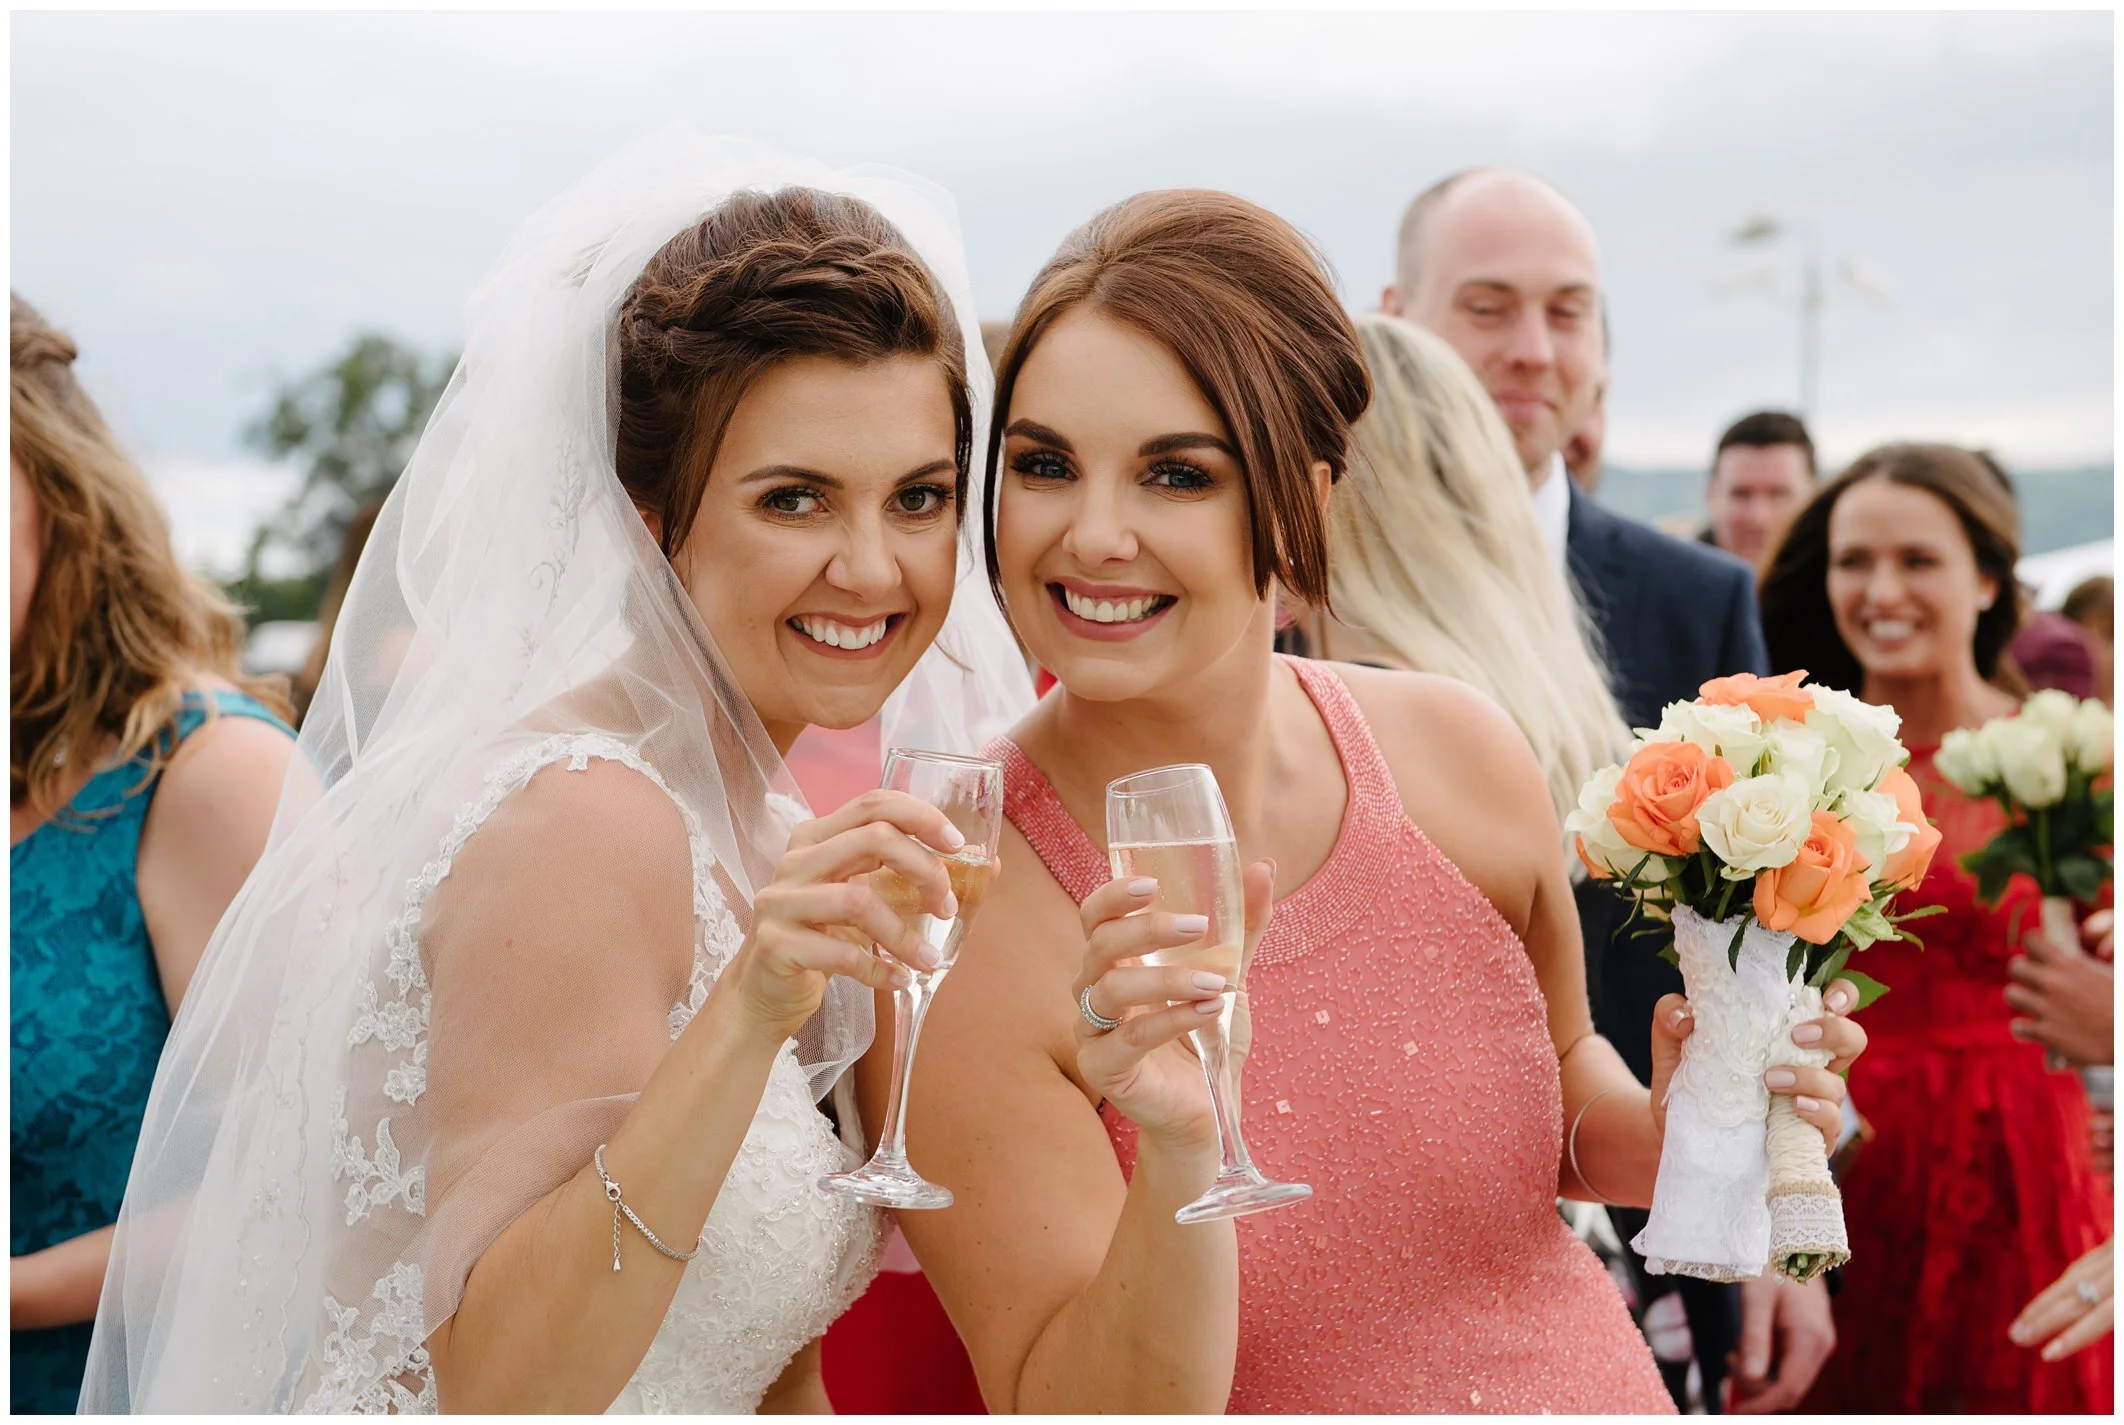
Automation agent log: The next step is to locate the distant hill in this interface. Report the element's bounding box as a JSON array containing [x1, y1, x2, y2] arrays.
[[1594, 464, 2114, 556]]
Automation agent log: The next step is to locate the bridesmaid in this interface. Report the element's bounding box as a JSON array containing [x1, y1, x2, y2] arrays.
[[10, 295, 296, 1412], [1759, 444, 2112, 1413], [862, 191, 1871, 1412]]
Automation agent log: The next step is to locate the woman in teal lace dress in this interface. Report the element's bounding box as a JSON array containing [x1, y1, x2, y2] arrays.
[[10, 295, 296, 1414]]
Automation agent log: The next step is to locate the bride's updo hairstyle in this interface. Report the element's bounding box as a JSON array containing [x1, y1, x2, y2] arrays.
[[615, 186, 972, 559], [984, 189, 1370, 606]]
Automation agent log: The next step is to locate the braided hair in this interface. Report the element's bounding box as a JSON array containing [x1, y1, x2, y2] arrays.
[[614, 187, 970, 558]]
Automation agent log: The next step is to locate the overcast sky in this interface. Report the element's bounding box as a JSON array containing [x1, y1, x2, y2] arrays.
[[12, 8, 2114, 573]]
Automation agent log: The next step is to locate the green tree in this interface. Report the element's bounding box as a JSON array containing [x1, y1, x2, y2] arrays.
[[240, 332, 455, 587]]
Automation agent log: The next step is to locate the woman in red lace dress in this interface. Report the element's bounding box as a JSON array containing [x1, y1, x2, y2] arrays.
[[1762, 443, 2112, 1413]]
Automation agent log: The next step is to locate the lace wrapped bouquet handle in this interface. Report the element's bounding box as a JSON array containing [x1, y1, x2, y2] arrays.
[[1566, 671, 1945, 1281]]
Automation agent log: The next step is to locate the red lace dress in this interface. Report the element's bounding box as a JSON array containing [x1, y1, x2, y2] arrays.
[[1801, 746, 2113, 1413]]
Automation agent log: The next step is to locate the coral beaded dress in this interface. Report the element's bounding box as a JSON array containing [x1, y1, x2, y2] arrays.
[[1801, 745, 2112, 1414], [987, 658, 1672, 1413]]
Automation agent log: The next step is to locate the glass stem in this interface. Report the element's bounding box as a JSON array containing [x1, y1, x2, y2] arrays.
[[874, 972, 942, 1168], [1194, 1005, 1256, 1180]]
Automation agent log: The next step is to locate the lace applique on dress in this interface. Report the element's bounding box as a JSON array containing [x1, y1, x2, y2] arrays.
[[303, 734, 881, 1414]]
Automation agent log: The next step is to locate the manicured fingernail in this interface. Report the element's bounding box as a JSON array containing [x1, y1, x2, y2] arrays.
[[941, 890, 959, 918], [2042, 1340, 2067, 1361], [1797, 1095, 1822, 1113], [1127, 877, 1158, 897], [939, 822, 966, 850], [1174, 913, 1209, 936], [1765, 1068, 1798, 1090], [1670, 1006, 1693, 1028], [913, 941, 941, 970], [2009, 1322, 2031, 1344], [1190, 972, 1227, 992], [889, 968, 913, 990], [1195, 998, 1224, 1014], [1826, 987, 1854, 1013], [1792, 1023, 1823, 1045]]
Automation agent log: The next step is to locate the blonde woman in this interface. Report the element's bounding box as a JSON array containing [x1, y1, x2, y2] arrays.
[[10, 294, 297, 1412], [1285, 312, 1629, 841]]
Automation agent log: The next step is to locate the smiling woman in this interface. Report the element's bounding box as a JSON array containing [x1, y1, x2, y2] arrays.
[[1759, 446, 2112, 1413], [78, 135, 1032, 1415], [865, 187, 1818, 1414]]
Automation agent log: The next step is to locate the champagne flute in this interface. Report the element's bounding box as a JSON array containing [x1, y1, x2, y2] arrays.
[[821, 748, 1003, 1210], [1106, 763, 1312, 1224]]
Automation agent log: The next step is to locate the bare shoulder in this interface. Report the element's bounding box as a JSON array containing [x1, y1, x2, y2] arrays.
[[1324, 661, 1539, 793], [465, 749, 696, 907], [429, 749, 698, 1009], [149, 710, 298, 837], [1311, 660, 1555, 934]]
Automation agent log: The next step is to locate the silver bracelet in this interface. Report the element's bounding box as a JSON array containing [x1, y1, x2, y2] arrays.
[[1568, 1088, 1626, 1210], [594, 1144, 707, 1273]]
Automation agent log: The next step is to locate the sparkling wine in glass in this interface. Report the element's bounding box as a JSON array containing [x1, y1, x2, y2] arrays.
[[1107, 763, 1312, 1224], [820, 748, 1002, 1210]]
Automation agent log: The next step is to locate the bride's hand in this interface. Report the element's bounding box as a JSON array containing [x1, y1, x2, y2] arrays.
[[1072, 859, 1275, 1150], [1645, 978, 1869, 1154], [715, 789, 964, 1043]]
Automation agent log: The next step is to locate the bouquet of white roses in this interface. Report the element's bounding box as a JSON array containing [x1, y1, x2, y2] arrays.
[[1935, 690, 2113, 1068], [1568, 671, 1942, 1283], [1934, 689, 2113, 907]]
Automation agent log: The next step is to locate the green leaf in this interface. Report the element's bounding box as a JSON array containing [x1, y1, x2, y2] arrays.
[[1888, 903, 1948, 924], [1973, 854, 2018, 906], [1835, 968, 1891, 1010], [1807, 942, 1854, 990], [1841, 898, 1895, 951], [1785, 940, 1806, 983], [1728, 916, 1749, 973], [2057, 854, 2108, 904], [1657, 941, 1681, 969]]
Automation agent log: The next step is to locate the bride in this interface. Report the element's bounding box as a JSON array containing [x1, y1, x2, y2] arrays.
[[78, 132, 1030, 1413]]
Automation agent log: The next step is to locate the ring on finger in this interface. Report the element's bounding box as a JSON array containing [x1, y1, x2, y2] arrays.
[[1078, 983, 1122, 1034], [2076, 1279, 2103, 1306]]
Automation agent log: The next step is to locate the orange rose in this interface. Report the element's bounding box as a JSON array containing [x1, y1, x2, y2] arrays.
[[1700, 669, 1816, 724], [1608, 741, 1735, 858], [1876, 764, 1942, 892], [1754, 810, 1872, 943]]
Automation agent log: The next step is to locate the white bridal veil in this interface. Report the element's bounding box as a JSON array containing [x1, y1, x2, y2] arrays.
[[78, 130, 1031, 1412]]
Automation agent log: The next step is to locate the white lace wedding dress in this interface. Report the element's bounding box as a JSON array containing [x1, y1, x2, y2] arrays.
[[309, 734, 884, 1414]]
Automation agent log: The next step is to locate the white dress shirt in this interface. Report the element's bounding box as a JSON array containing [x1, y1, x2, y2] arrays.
[[1530, 451, 1571, 572]]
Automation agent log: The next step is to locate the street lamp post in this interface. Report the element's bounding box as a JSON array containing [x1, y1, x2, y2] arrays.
[[1722, 215, 1886, 423]]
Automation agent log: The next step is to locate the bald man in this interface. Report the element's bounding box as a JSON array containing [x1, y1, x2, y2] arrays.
[[1386, 171, 1815, 1417]]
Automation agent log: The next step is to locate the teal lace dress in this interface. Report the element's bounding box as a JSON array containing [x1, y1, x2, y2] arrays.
[[10, 690, 292, 1414]]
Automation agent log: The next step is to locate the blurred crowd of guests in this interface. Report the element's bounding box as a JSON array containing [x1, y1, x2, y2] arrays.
[[13, 159, 2113, 1417]]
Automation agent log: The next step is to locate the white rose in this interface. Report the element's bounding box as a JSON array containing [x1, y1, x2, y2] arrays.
[[1935, 725, 1997, 794], [1762, 723, 1837, 806], [1697, 772, 1816, 876], [2071, 698, 2113, 776], [2020, 689, 2080, 739], [1806, 684, 1905, 796], [1839, 787, 1917, 884], [1565, 764, 1676, 884], [1992, 717, 2068, 808], [1655, 698, 1767, 775]]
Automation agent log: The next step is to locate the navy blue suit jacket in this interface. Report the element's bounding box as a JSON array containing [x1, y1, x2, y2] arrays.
[[1564, 482, 1769, 1079], [1565, 483, 1771, 1405]]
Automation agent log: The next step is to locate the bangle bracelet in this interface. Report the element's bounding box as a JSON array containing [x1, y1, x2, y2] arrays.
[[594, 1144, 707, 1273], [1568, 1088, 1625, 1209]]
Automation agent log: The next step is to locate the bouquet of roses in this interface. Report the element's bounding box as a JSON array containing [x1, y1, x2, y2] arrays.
[[1567, 670, 1942, 1283], [1934, 689, 2114, 1065]]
